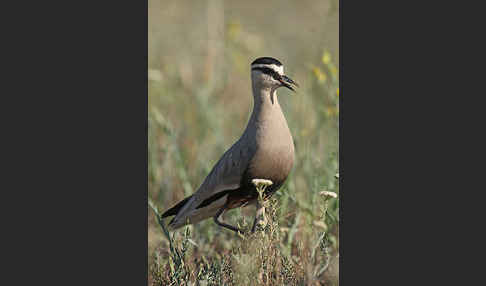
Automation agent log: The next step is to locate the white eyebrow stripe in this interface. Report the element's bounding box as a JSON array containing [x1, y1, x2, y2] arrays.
[[251, 64, 284, 75]]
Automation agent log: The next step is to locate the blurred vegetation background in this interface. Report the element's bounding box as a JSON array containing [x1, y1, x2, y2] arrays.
[[149, 0, 339, 284]]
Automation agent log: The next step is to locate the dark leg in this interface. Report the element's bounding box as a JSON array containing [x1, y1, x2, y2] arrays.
[[251, 216, 258, 233], [213, 204, 244, 234]]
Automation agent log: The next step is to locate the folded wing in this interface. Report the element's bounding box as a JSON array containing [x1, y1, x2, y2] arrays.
[[168, 139, 255, 228]]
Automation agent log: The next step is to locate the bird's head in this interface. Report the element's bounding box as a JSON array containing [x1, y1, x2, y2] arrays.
[[251, 57, 299, 93]]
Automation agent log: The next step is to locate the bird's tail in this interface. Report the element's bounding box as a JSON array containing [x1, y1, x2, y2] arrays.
[[162, 194, 229, 230], [161, 195, 192, 219]]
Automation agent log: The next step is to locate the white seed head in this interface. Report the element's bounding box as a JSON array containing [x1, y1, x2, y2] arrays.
[[313, 221, 327, 229], [319, 191, 338, 198], [252, 178, 273, 187]]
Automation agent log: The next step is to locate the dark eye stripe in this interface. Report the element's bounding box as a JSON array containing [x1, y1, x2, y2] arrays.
[[252, 67, 282, 81]]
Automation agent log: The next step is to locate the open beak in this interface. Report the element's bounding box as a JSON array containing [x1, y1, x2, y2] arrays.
[[280, 75, 299, 92]]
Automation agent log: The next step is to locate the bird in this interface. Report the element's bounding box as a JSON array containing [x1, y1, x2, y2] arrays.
[[161, 57, 299, 234]]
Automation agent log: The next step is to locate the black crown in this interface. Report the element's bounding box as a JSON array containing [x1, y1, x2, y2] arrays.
[[251, 57, 282, 67]]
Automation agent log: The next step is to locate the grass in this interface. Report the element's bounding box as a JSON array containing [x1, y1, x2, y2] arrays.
[[149, 179, 338, 285], [148, 1, 339, 284]]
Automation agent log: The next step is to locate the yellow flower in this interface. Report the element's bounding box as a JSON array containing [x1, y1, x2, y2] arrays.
[[227, 22, 241, 40], [325, 107, 339, 117], [312, 67, 327, 82], [322, 51, 331, 65], [330, 65, 338, 76]]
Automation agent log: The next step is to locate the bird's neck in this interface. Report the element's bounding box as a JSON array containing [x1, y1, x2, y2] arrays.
[[245, 85, 289, 142], [247, 84, 294, 162], [251, 85, 280, 112], [250, 88, 281, 127]]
